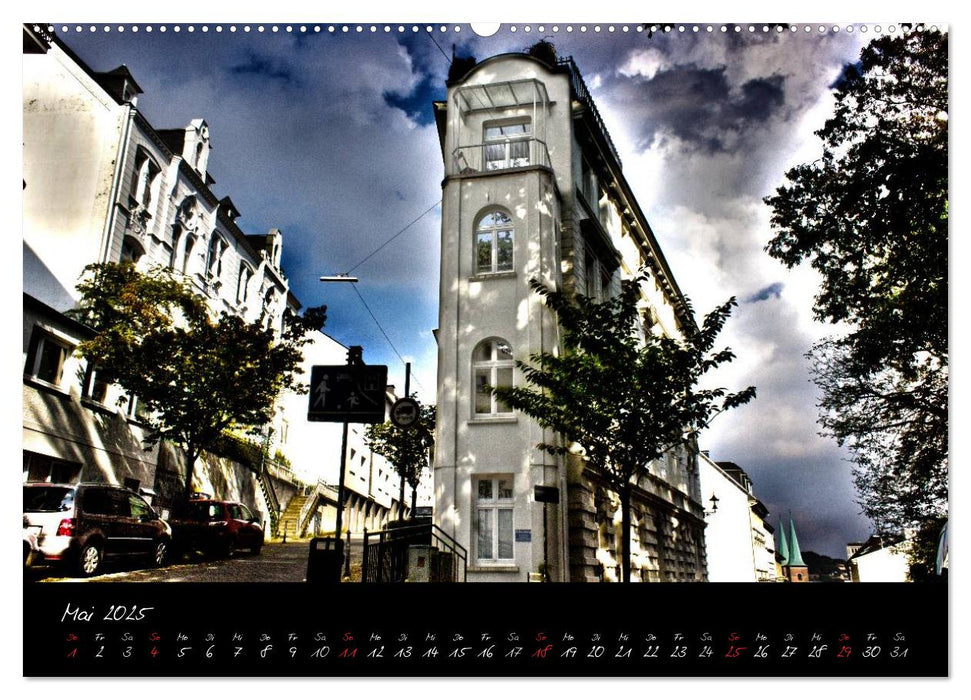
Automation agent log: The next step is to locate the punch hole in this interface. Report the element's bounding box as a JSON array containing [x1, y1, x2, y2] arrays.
[[470, 23, 501, 36]]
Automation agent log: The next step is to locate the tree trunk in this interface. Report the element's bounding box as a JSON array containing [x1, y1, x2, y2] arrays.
[[398, 471, 406, 520], [410, 481, 418, 517], [620, 487, 632, 583], [183, 444, 197, 502]]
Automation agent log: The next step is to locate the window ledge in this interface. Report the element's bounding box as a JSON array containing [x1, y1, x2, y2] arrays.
[[23, 375, 71, 399], [469, 416, 517, 425], [469, 565, 520, 573], [80, 397, 116, 415], [469, 271, 517, 282]]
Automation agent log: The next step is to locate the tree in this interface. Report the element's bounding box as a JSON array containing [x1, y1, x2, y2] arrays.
[[70, 262, 326, 500], [492, 273, 755, 582], [764, 29, 948, 541], [364, 402, 436, 519]]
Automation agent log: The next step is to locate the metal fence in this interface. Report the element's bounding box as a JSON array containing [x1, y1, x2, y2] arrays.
[[361, 523, 468, 583]]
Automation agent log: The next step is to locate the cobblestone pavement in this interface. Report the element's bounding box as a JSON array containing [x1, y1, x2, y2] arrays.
[[26, 541, 316, 583]]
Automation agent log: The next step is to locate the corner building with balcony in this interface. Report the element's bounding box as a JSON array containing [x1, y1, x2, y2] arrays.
[[432, 45, 708, 582]]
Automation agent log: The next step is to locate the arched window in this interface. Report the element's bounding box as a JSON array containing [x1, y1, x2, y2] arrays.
[[237, 262, 253, 304], [473, 338, 514, 415], [207, 235, 227, 282], [475, 210, 514, 275], [181, 233, 198, 275], [120, 235, 145, 265], [132, 150, 161, 211]]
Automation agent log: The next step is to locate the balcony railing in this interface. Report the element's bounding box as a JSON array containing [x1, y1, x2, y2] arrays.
[[450, 138, 551, 176], [557, 56, 622, 169]]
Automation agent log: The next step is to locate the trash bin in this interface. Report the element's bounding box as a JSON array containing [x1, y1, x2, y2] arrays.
[[306, 537, 344, 583]]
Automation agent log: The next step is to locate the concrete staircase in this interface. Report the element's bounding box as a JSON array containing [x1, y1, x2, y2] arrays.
[[278, 494, 308, 541]]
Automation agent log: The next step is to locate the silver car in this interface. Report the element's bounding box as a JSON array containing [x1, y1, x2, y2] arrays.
[[23, 483, 172, 577]]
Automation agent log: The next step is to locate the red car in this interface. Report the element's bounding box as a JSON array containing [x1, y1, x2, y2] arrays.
[[169, 499, 264, 558]]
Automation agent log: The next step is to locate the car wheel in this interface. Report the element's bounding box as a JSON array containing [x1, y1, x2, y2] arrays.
[[152, 539, 168, 568], [250, 541, 263, 556], [77, 542, 103, 577]]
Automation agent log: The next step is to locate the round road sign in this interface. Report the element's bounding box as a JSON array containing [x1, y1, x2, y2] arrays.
[[391, 397, 420, 428]]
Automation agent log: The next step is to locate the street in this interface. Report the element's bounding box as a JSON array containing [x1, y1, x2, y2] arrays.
[[25, 538, 365, 584]]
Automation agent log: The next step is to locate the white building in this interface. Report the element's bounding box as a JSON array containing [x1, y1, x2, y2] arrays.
[[432, 44, 708, 582], [698, 456, 777, 582], [22, 25, 291, 522], [847, 534, 914, 582]]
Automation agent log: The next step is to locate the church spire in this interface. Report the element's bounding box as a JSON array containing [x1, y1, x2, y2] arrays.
[[787, 519, 806, 567], [777, 517, 790, 566]]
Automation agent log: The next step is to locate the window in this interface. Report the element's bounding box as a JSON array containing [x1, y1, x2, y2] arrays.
[[23, 451, 81, 484], [207, 235, 227, 282], [475, 210, 514, 275], [128, 494, 154, 520], [475, 476, 515, 562], [582, 246, 614, 301], [24, 328, 71, 387], [132, 151, 161, 212], [484, 120, 531, 171], [81, 363, 109, 404], [237, 262, 253, 304], [125, 394, 153, 423], [120, 235, 145, 264], [181, 233, 198, 275], [473, 338, 514, 416]]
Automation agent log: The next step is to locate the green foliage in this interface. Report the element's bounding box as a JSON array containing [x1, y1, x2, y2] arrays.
[[764, 29, 948, 533], [493, 272, 755, 581], [905, 516, 947, 581], [209, 432, 264, 471], [365, 402, 436, 495], [70, 262, 326, 498]]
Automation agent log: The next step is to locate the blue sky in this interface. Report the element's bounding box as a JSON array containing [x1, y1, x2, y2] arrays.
[[53, 21, 913, 557]]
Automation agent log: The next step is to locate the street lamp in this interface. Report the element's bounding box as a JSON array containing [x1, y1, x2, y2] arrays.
[[319, 274, 358, 283], [705, 493, 719, 516]]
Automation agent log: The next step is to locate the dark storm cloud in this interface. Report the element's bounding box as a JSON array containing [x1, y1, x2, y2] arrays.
[[383, 73, 441, 126], [229, 52, 296, 84], [612, 66, 786, 154], [746, 282, 784, 303], [51, 25, 877, 557]]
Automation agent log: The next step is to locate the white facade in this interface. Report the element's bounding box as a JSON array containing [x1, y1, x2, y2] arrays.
[[698, 456, 776, 582], [22, 26, 291, 521], [848, 537, 913, 582], [433, 48, 707, 582]]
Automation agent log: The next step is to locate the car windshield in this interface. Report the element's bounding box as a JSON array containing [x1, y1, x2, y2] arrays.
[[23, 486, 74, 512]]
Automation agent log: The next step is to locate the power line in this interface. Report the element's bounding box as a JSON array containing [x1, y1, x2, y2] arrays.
[[349, 282, 427, 395], [344, 200, 441, 275], [425, 30, 451, 66]]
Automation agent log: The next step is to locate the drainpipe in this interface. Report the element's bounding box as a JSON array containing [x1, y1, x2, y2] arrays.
[[99, 104, 135, 266]]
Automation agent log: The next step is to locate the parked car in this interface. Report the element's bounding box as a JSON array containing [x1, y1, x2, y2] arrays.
[[168, 498, 264, 558], [23, 483, 171, 577]]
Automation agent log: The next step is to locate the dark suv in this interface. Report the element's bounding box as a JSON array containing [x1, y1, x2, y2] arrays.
[[169, 499, 264, 558], [23, 483, 171, 577]]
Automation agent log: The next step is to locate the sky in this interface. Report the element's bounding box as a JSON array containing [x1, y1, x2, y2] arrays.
[[49, 20, 932, 559]]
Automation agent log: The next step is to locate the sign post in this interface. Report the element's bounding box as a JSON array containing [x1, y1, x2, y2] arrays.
[[534, 485, 560, 582], [307, 347, 387, 580]]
